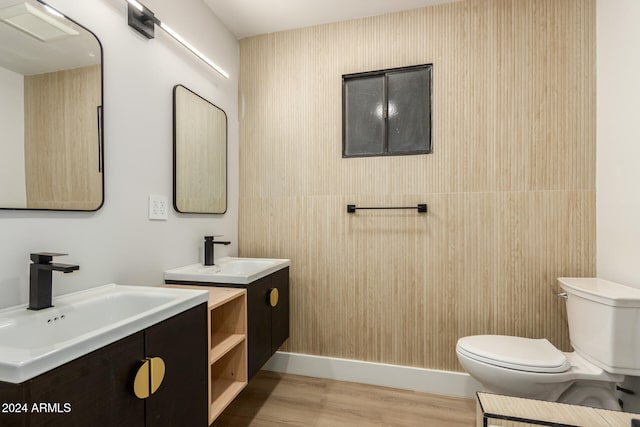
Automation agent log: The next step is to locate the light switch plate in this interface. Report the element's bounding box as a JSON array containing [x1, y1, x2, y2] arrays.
[[148, 195, 168, 220]]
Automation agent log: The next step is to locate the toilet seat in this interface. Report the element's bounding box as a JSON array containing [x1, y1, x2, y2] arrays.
[[456, 335, 571, 373]]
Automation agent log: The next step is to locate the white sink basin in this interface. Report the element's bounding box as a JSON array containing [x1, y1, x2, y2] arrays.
[[0, 283, 208, 383], [164, 256, 290, 285]]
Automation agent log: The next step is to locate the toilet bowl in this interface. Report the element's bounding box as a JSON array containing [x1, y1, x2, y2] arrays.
[[457, 277, 640, 410], [456, 335, 623, 409]]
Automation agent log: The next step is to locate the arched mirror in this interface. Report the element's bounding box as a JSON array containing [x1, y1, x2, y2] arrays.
[[173, 85, 227, 214], [0, 0, 103, 211]]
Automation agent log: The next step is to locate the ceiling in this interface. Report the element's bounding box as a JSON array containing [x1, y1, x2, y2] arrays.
[[0, 0, 100, 75], [203, 0, 461, 39]]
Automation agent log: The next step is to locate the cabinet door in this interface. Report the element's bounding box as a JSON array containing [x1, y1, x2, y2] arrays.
[[145, 303, 208, 427], [246, 276, 273, 380], [0, 381, 28, 427], [270, 267, 290, 353], [28, 332, 145, 427]]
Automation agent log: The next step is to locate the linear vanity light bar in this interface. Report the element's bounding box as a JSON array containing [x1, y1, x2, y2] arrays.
[[159, 22, 230, 79], [124, 0, 229, 79]]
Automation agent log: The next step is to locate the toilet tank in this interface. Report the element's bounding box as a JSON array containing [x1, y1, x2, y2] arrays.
[[559, 277, 640, 376]]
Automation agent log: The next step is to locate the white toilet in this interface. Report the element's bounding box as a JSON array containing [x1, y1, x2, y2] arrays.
[[456, 277, 640, 410]]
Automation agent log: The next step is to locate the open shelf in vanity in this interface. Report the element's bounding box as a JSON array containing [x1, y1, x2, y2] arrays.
[[165, 285, 247, 425]]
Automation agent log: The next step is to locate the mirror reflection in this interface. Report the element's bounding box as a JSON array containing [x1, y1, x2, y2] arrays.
[[173, 84, 227, 214], [0, 0, 103, 211]]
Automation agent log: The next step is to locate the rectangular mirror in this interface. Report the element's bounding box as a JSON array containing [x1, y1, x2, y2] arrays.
[[173, 84, 227, 214], [0, 0, 103, 211]]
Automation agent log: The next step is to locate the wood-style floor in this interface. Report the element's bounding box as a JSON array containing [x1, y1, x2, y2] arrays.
[[213, 371, 476, 426]]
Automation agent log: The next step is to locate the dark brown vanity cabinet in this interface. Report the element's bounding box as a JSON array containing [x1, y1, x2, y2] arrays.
[[166, 267, 289, 380], [242, 267, 289, 379], [144, 304, 208, 426], [0, 304, 207, 427]]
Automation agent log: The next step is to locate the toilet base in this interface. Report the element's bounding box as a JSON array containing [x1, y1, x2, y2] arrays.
[[558, 382, 621, 411]]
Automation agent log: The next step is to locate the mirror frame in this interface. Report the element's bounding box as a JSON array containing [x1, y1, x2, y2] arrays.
[[172, 84, 227, 214], [0, 0, 104, 212]]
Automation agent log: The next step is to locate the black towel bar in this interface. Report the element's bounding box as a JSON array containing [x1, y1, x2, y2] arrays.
[[346, 204, 427, 213]]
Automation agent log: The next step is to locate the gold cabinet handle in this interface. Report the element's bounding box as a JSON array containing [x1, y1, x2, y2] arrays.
[[149, 357, 166, 394], [133, 359, 150, 399], [269, 288, 279, 307], [133, 357, 166, 399]]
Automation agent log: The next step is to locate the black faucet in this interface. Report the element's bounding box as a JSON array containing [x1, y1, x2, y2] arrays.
[[29, 252, 80, 310], [204, 236, 231, 266]]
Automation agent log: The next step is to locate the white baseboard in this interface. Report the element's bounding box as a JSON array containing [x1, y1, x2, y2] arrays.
[[262, 351, 482, 399]]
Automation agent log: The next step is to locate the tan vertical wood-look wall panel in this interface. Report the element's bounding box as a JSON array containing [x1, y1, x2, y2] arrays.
[[239, 0, 595, 371], [24, 65, 102, 210]]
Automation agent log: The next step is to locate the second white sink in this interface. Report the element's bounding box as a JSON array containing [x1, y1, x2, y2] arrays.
[[164, 257, 290, 285]]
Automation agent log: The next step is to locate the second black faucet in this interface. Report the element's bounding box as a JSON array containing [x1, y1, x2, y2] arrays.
[[204, 236, 230, 266]]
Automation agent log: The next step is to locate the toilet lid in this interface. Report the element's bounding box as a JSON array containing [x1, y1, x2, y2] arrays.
[[457, 335, 571, 373]]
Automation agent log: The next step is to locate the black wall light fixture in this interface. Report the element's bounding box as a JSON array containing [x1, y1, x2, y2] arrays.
[[124, 0, 229, 79], [126, 0, 155, 39]]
